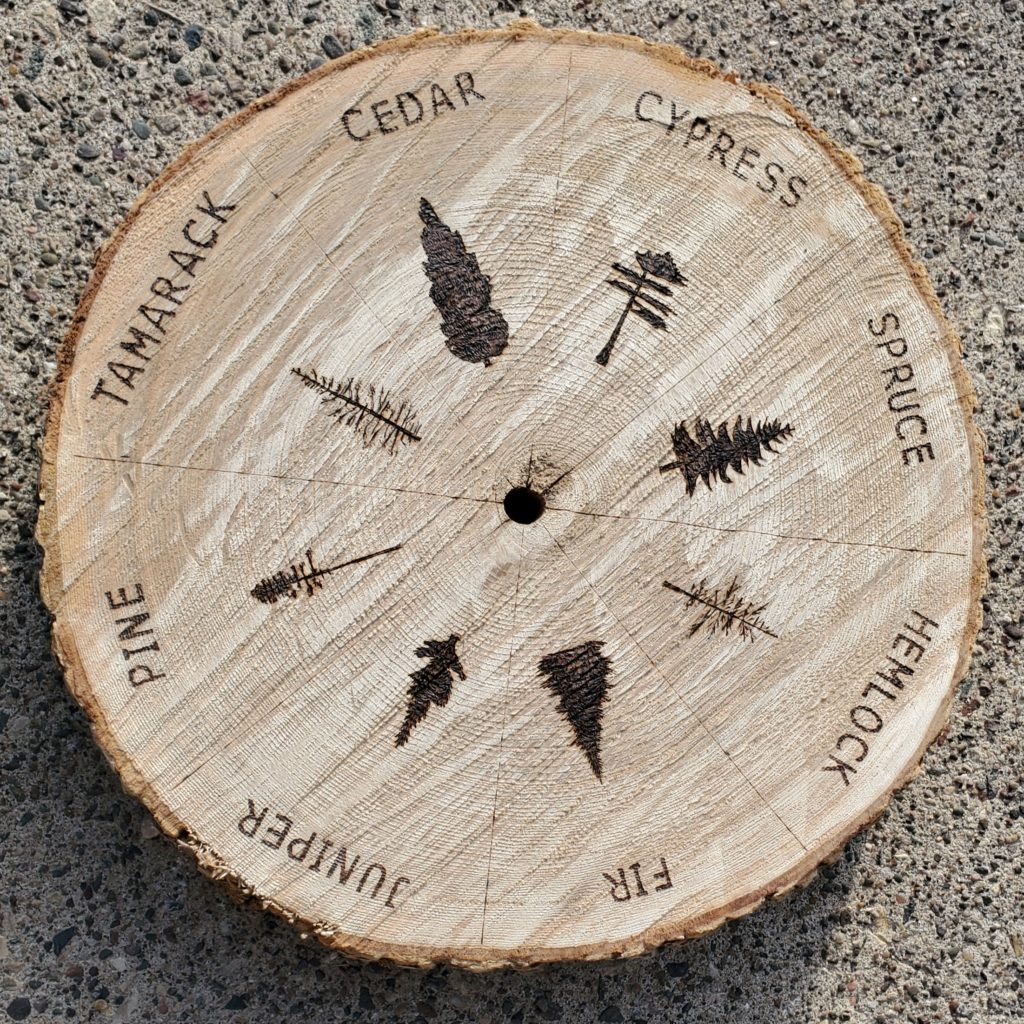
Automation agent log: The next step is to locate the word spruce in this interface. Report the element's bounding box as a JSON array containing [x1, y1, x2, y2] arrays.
[[91, 191, 237, 408], [868, 311, 936, 468]]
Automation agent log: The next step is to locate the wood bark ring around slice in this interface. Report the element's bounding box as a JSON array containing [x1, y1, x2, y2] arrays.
[[37, 21, 986, 969]]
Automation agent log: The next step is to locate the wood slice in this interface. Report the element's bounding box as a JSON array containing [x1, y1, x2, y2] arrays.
[[38, 22, 985, 968]]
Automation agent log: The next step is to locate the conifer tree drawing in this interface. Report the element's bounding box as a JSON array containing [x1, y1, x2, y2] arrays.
[[291, 367, 421, 454], [659, 416, 795, 495], [663, 579, 777, 641], [538, 640, 613, 780], [419, 198, 509, 366], [595, 250, 686, 366], [396, 634, 466, 747], [250, 544, 401, 605]]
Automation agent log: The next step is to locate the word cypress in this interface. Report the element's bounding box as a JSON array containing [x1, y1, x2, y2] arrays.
[[634, 90, 807, 208], [91, 191, 237, 407]]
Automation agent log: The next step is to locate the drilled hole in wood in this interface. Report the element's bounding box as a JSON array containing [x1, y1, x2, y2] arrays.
[[504, 486, 545, 524]]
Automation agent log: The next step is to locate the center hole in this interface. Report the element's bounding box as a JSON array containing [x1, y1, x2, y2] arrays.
[[504, 486, 545, 524]]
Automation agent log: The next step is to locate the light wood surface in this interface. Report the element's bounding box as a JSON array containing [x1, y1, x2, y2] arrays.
[[37, 22, 985, 968]]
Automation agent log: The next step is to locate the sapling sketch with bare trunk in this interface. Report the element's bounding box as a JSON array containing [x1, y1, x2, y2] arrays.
[[250, 545, 402, 604], [595, 250, 686, 366], [663, 578, 777, 641]]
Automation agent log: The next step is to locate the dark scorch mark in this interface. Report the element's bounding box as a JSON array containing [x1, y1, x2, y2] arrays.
[[538, 640, 613, 780], [419, 198, 509, 366], [251, 544, 401, 604], [660, 416, 795, 495], [596, 250, 686, 366], [396, 634, 466, 746], [663, 578, 776, 641], [292, 367, 421, 454]]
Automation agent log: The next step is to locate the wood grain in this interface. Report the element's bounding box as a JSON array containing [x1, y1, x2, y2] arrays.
[[37, 21, 985, 968]]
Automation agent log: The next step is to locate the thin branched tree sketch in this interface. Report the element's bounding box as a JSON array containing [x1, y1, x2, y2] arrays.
[[663, 578, 777, 640], [291, 367, 421, 454], [251, 544, 401, 604]]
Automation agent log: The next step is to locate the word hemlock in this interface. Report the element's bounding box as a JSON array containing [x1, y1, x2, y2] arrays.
[[822, 610, 939, 786]]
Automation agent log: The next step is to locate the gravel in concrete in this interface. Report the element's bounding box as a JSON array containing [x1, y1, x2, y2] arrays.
[[1, 1, 1022, 1021]]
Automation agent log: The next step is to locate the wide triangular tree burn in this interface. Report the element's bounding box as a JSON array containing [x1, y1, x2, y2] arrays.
[[659, 415, 795, 495], [538, 640, 612, 780], [396, 634, 466, 746], [419, 198, 509, 366]]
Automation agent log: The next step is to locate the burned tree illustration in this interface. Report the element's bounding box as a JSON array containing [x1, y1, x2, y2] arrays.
[[396, 634, 466, 747], [595, 250, 686, 366], [291, 367, 421, 454], [663, 579, 777, 641], [659, 416, 795, 495], [251, 544, 401, 605], [419, 198, 509, 366], [538, 640, 613, 780]]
